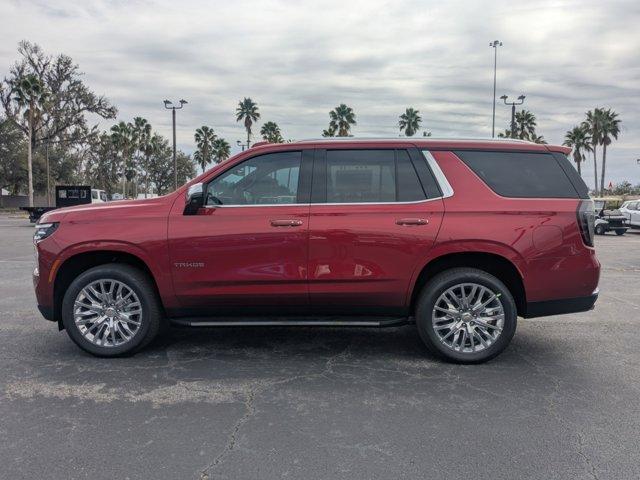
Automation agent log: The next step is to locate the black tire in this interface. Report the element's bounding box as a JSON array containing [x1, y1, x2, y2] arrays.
[[415, 268, 517, 364], [61, 264, 162, 357], [594, 224, 606, 235], [615, 229, 626, 236]]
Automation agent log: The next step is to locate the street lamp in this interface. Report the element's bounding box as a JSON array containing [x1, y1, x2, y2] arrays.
[[163, 99, 187, 190], [236, 140, 247, 152], [490, 40, 502, 138], [501, 94, 525, 138]]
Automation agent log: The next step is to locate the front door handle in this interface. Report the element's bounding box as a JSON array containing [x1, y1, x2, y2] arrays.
[[396, 218, 428, 226], [270, 219, 303, 227]]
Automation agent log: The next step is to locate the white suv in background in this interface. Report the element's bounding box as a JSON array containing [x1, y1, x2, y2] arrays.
[[620, 201, 640, 228]]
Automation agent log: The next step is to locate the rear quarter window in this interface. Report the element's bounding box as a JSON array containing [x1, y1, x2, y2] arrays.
[[454, 150, 581, 198]]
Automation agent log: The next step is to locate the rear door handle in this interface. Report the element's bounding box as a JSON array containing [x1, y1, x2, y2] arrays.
[[396, 218, 428, 226], [270, 219, 303, 227]]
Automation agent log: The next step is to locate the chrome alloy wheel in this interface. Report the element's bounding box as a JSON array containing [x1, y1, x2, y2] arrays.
[[73, 279, 142, 348], [431, 282, 505, 354]]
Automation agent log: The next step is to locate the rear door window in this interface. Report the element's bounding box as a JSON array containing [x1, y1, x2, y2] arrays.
[[454, 150, 581, 198], [322, 149, 428, 203]]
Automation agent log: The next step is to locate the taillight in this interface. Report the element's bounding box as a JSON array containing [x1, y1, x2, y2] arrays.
[[577, 200, 595, 247]]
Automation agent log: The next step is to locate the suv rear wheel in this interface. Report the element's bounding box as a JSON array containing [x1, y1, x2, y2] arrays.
[[61, 264, 162, 357], [415, 268, 517, 363]]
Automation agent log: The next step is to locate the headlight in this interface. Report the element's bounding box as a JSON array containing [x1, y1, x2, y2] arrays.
[[33, 222, 59, 243]]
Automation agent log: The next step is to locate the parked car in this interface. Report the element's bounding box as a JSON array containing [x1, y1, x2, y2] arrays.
[[620, 200, 640, 228], [32, 139, 599, 363], [593, 199, 629, 236], [21, 186, 107, 223]]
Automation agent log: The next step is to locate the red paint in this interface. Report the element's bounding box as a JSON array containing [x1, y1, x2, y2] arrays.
[[33, 139, 600, 319]]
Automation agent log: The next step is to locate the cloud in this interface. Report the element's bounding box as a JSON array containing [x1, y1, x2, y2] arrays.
[[2, 0, 639, 183]]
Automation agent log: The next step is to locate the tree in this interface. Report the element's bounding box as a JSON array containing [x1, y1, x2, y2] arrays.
[[260, 121, 284, 143], [194, 125, 216, 172], [84, 132, 121, 196], [598, 109, 621, 195], [514, 110, 537, 140], [131, 117, 151, 197], [583, 108, 604, 195], [563, 125, 592, 176], [140, 132, 163, 197], [147, 136, 195, 195], [399, 108, 421, 137], [212, 138, 231, 163], [497, 110, 545, 143], [110, 121, 135, 197], [236, 98, 260, 148], [0, 41, 117, 202], [329, 104, 356, 136], [5, 74, 48, 206], [322, 125, 336, 137], [0, 118, 27, 198]]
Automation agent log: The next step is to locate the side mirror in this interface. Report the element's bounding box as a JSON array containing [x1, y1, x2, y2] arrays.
[[184, 183, 204, 215]]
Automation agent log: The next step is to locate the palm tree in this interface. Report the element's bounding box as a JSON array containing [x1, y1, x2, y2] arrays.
[[139, 129, 161, 198], [598, 109, 621, 194], [236, 98, 260, 147], [212, 138, 231, 163], [514, 110, 537, 140], [132, 117, 151, 197], [110, 121, 135, 197], [260, 121, 284, 143], [583, 108, 604, 195], [11, 74, 48, 207], [399, 108, 422, 137], [322, 125, 336, 137], [329, 104, 356, 136], [194, 126, 216, 173], [563, 125, 592, 176]]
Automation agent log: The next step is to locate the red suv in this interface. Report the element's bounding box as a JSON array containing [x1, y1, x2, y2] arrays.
[[33, 139, 599, 363]]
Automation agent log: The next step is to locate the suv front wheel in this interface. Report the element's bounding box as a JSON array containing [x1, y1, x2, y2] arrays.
[[415, 268, 517, 363], [61, 264, 162, 357]]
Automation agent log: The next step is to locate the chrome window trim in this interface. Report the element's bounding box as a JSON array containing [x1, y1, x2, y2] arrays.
[[422, 150, 454, 199], [202, 149, 453, 208], [203, 197, 443, 208]]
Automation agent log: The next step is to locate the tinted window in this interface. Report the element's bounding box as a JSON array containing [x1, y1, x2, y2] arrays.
[[206, 151, 301, 205], [396, 150, 427, 201], [326, 150, 395, 203], [454, 150, 580, 198]]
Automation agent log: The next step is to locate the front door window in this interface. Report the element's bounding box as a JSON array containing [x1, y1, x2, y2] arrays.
[[206, 151, 301, 206]]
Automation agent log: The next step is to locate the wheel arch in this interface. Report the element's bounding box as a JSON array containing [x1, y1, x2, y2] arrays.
[[52, 248, 165, 326], [409, 251, 527, 317]]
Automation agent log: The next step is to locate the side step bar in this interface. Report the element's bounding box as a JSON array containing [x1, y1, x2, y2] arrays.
[[169, 316, 411, 328]]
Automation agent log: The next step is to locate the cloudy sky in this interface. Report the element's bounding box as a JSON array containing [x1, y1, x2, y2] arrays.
[[2, 0, 639, 184]]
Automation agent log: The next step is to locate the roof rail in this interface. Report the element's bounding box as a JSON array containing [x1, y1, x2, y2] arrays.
[[292, 136, 534, 144]]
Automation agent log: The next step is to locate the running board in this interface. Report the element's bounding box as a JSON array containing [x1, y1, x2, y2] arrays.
[[169, 316, 411, 328]]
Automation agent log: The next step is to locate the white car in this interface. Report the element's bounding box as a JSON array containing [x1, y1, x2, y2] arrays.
[[620, 200, 640, 228], [90, 189, 108, 203]]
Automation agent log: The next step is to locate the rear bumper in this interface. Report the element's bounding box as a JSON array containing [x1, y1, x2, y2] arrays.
[[524, 290, 598, 319]]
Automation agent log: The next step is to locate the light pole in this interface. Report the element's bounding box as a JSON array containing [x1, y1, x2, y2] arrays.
[[490, 40, 502, 138], [236, 140, 247, 152], [163, 99, 187, 190], [500, 94, 525, 138]]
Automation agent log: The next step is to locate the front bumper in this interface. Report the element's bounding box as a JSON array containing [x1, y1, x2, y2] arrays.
[[524, 290, 599, 318], [37, 304, 55, 321]]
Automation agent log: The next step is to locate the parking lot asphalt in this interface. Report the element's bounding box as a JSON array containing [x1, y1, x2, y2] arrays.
[[0, 214, 639, 480]]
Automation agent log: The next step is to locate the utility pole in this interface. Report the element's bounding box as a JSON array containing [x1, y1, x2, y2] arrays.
[[500, 94, 525, 138], [163, 99, 187, 190], [490, 40, 502, 138]]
